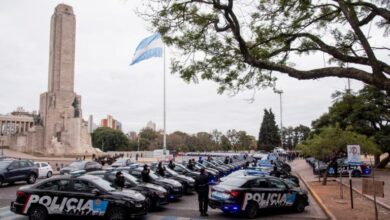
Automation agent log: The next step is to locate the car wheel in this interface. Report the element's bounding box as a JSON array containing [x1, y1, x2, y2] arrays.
[[352, 170, 361, 177], [28, 205, 48, 220], [46, 171, 52, 178], [294, 198, 306, 213], [245, 202, 258, 219], [27, 174, 37, 184], [106, 207, 127, 220]]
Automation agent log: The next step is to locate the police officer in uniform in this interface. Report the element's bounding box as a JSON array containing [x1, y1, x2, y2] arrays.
[[195, 168, 209, 216], [142, 164, 151, 182], [115, 171, 125, 188]]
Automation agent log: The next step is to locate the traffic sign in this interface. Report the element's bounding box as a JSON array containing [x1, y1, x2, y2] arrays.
[[347, 145, 361, 165]]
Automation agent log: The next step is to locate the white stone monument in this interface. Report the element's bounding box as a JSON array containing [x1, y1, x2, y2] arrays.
[[9, 4, 96, 156]]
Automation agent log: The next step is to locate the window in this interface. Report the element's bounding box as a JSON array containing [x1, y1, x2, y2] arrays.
[[73, 180, 98, 193], [8, 162, 19, 170], [42, 163, 48, 167], [19, 161, 29, 168], [255, 179, 270, 188], [268, 179, 287, 189], [38, 179, 70, 191]]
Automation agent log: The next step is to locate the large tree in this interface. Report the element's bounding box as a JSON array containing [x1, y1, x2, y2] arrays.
[[91, 127, 130, 151], [311, 86, 390, 167], [298, 126, 379, 185], [144, 0, 390, 92], [258, 109, 281, 151]]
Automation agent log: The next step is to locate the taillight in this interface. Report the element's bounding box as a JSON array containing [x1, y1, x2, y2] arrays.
[[229, 190, 240, 198], [16, 191, 26, 198]]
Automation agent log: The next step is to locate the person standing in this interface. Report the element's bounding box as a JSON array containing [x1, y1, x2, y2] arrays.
[[115, 171, 125, 188], [142, 164, 151, 182], [168, 160, 175, 170], [194, 168, 210, 216], [157, 162, 166, 177], [187, 159, 194, 171]]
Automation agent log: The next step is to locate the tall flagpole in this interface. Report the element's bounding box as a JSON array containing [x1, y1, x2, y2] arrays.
[[163, 44, 167, 155]]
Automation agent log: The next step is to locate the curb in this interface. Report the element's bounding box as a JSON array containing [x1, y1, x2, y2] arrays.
[[296, 172, 337, 220], [336, 179, 390, 211]]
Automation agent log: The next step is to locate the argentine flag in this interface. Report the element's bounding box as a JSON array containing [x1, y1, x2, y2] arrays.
[[131, 33, 163, 65]]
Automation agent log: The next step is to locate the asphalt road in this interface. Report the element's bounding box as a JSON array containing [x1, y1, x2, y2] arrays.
[[0, 176, 327, 220]]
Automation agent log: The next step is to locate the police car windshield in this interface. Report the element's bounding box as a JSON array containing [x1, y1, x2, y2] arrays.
[[220, 177, 247, 187], [0, 161, 12, 170]]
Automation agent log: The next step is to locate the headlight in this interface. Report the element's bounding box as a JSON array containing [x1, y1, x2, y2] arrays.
[[134, 203, 143, 208], [156, 191, 166, 198]]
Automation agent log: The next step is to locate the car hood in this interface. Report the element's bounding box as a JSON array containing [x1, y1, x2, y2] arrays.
[[157, 177, 182, 187], [111, 189, 145, 201], [141, 183, 167, 193]]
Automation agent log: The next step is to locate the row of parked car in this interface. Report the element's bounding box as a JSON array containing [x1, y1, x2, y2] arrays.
[[9, 154, 310, 219], [306, 157, 372, 177], [10, 155, 252, 220]]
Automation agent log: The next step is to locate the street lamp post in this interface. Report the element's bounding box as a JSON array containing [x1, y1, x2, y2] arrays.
[[274, 89, 283, 148]]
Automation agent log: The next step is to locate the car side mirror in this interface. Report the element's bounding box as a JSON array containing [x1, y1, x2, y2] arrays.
[[92, 189, 101, 195]]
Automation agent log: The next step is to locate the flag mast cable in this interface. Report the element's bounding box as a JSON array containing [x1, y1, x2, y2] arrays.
[[163, 44, 167, 156]]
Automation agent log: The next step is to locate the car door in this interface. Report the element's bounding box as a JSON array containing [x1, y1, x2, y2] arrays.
[[5, 161, 22, 182], [267, 178, 295, 207], [70, 179, 108, 216], [19, 161, 33, 179], [40, 163, 49, 176], [242, 178, 274, 209], [35, 179, 71, 215]]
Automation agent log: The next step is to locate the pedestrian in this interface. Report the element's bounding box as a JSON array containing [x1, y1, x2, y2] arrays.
[[224, 156, 229, 164], [115, 171, 125, 188], [198, 156, 203, 164], [141, 164, 150, 182], [187, 159, 194, 171], [83, 155, 86, 160], [136, 153, 139, 161], [195, 168, 210, 216], [157, 161, 165, 177], [168, 160, 175, 170], [243, 161, 250, 169]]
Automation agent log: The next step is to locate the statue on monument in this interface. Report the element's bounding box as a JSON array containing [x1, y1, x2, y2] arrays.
[[72, 97, 80, 118]]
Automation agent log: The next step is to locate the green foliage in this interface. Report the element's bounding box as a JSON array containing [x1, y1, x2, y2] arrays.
[[298, 126, 379, 160], [282, 125, 311, 149], [142, 0, 390, 92], [91, 127, 130, 151], [311, 86, 390, 166], [258, 109, 281, 151]]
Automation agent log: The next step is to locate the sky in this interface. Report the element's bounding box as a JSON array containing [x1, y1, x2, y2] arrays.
[[0, 0, 367, 137]]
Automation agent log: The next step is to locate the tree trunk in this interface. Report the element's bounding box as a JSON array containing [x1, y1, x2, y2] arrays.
[[374, 154, 381, 166], [376, 153, 390, 168], [322, 164, 330, 185]]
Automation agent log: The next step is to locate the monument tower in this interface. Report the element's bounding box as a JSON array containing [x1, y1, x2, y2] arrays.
[[37, 4, 94, 155], [6, 4, 95, 156]]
